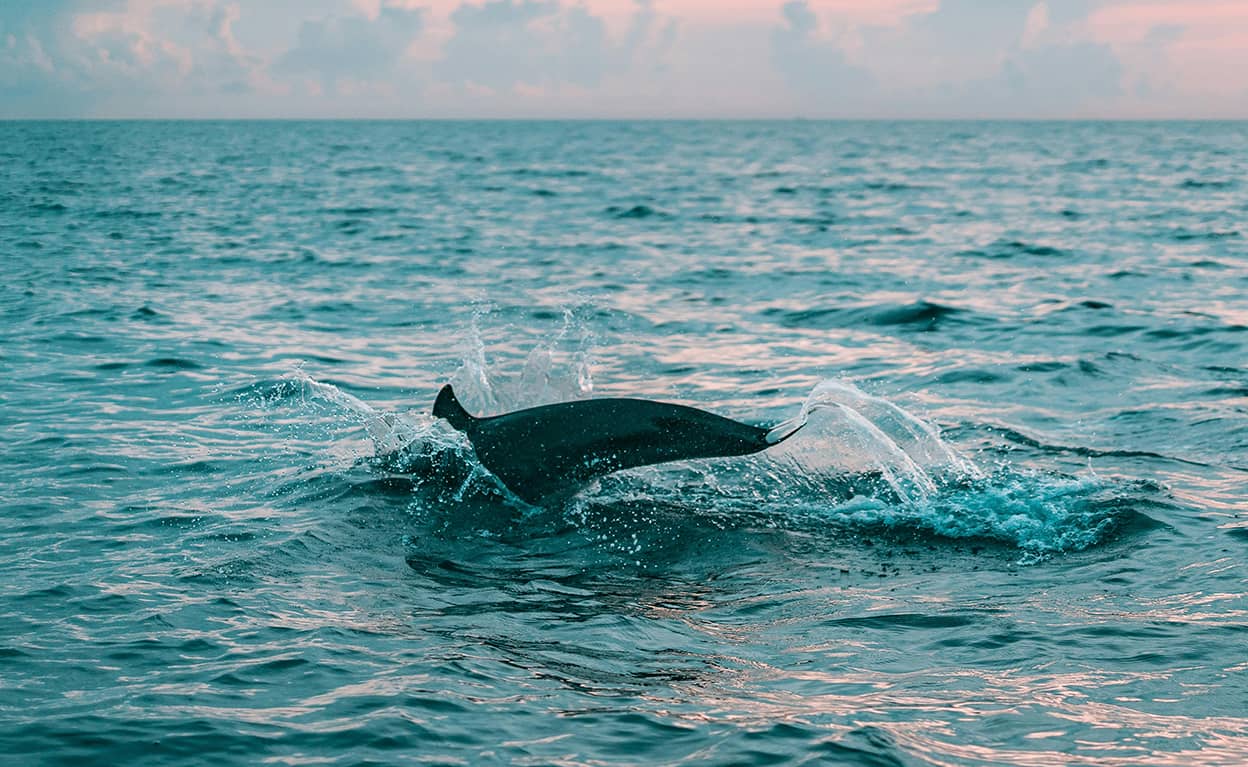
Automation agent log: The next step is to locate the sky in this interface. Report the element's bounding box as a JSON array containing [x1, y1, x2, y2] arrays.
[[1, 0, 1245, 118]]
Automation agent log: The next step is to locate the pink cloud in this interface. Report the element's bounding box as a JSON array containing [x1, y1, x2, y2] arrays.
[[1086, 0, 1248, 114], [1088, 0, 1248, 37], [417, 0, 934, 27], [808, 0, 938, 27]]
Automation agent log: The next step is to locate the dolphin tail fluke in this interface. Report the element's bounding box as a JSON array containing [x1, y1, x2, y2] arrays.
[[432, 384, 475, 432], [764, 413, 807, 445]]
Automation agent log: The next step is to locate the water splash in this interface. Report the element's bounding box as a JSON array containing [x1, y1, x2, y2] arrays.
[[287, 369, 427, 456], [281, 369, 517, 508], [449, 306, 596, 415], [829, 470, 1154, 563], [449, 312, 501, 416], [765, 378, 979, 505], [805, 379, 982, 479]]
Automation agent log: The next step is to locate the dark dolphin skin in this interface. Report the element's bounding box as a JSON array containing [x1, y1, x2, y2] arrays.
[[432, 384, 804, 504]]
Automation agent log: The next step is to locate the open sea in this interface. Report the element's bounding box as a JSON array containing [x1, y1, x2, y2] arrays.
[[2, 120, 1247, 766]]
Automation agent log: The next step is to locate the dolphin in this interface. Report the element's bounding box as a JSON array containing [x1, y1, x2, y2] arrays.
[[431, 384, 805, 504]]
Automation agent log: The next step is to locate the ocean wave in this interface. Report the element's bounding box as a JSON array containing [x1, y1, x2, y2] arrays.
[[1179, 178, 1235, 190], [774, 300, 966, 331], [606, 203, 667, 219], [960, 239, 1069, 259]]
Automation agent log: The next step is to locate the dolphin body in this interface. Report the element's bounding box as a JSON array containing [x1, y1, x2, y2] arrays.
[[432, 384, 805, 504]]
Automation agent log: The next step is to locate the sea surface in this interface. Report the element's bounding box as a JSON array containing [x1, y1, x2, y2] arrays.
[[2, 120, 1247, 766]]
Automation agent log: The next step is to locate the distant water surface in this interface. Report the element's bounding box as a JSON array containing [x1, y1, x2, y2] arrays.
[[2, 120, 1247, 766]]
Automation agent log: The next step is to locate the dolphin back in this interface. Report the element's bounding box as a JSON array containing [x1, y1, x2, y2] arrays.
[[430, 390, 791, 504]]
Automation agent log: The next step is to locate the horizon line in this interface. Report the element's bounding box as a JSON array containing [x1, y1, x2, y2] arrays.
[[3, 116, 1247, 123]]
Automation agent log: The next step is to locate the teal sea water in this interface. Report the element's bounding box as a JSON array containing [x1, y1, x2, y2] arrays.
[[2, 120, 1247, 765]]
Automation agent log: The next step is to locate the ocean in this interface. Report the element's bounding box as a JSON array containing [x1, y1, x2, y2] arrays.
[[1, 120, 1246, 765]]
